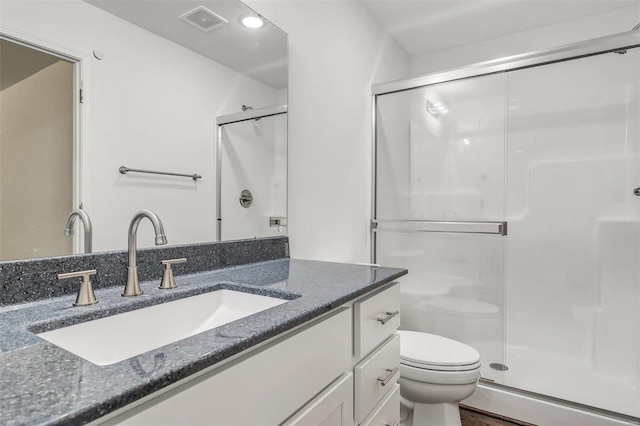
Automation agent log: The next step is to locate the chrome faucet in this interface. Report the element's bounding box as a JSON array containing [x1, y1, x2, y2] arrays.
[[123, 209, 167, 297], [64, 209, 93, 253]]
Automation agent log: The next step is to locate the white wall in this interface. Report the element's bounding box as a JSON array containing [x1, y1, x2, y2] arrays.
[[0, 60, 73, 260], [411, 4, 640, 76], [0, 0, 279, 252], [245, 0, 411, 263]]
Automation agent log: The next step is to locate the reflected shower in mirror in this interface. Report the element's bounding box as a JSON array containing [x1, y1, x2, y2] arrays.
[[0, 0, 288, 261], [217, 106, 287, 241]]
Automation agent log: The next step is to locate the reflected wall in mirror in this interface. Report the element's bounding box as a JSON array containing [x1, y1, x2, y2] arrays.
[[0, 0, 288, 261]]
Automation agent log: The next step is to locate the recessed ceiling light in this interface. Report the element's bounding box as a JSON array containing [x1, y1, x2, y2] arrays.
[[240, 14, 265, 29]]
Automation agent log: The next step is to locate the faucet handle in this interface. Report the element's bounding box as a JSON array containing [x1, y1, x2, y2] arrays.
[[57, 269, 98, 307], [158, 258, 187, 290]]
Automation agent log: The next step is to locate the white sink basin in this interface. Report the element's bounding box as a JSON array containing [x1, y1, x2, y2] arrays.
[[37, 289, 287, 365]]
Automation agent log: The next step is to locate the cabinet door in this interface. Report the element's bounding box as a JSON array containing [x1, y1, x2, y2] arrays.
[[282, 373, 354, 426], [107, 309, 352, 425], [360, 384, 399, 426]]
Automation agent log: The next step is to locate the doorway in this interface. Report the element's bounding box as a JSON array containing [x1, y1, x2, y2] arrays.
[[0, 37, 77, 260]]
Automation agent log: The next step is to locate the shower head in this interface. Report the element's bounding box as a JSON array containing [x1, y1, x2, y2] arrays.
[[241, 105, 261, 121]]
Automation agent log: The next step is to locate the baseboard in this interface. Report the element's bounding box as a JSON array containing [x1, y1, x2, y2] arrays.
[[463, 383, 637, 426]]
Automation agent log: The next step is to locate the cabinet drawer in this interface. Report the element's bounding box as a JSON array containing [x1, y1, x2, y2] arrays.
[[354, 284, 400, 358], [354, 334, 400, 423], [360, 384, 400, 426]]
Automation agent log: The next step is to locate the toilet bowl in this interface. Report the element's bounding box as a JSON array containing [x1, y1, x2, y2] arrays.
[[398, 330, 481, 426]]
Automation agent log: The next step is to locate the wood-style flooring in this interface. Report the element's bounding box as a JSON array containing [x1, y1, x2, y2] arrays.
[[460, 405, 537, 426]]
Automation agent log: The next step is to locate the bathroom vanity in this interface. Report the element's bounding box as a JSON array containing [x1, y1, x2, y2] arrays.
[[0, 236, 406, 425]]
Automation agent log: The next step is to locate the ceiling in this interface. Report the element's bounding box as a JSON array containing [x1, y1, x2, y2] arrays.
[[360, 0, 639, 57], [86, 0, 288, 89]]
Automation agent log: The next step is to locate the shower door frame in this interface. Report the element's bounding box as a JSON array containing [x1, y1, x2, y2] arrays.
[[216, 104, 288, 241], [371, 29, 640, 423]]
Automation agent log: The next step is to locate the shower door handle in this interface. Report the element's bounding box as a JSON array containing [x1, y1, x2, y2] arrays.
[[372, 220, 507, 236]]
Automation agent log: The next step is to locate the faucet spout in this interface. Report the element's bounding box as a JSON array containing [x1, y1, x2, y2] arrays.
[[123, 209, 167, 297], [64, 209, 93, 253]]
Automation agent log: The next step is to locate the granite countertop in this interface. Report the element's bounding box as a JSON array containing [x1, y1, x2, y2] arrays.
[[0, 257, 406, 425]]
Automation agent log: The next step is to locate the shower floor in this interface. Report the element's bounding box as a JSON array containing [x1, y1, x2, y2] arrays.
[[480, 344, 640, 419]]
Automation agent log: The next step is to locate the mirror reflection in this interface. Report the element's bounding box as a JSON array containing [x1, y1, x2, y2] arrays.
[[0, 0, 288, 261], [218, 108, 287, 241]]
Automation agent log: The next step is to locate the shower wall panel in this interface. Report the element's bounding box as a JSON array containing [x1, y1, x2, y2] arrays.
[[374, 73, 508, 383], [505, 50, 640, 416], [376, 74, 506, 222]]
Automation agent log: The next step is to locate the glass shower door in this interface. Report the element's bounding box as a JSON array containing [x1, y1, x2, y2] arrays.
[[374, 73, 508, 382], [219, 112, 287, 241], [375, 36, 640, 420], [504, 49, 640, 417]]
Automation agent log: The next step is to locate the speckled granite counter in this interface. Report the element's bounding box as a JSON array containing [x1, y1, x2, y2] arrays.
[[0, 240, 406, 425]]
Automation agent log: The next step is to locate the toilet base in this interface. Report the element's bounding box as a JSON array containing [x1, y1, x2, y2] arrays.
[[405, 402, 462, 426]]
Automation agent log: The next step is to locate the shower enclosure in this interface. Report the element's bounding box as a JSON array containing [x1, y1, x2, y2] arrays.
[[216, 105, 287, 241], [372, 31, 640, 421]]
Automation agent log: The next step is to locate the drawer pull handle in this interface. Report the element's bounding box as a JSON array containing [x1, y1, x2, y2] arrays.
[[377, 367, 399, 386], [385, 422, 399, 426], [376, 310, 399, 325]]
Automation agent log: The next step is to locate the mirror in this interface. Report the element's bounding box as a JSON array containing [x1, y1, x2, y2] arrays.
[[0, 0, 287, 261]]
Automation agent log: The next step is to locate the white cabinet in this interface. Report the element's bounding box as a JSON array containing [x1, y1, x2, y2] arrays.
[[102, 308, 352, 426], [354, 284, 400, 359], [285, 282, 401, 426], [353, 284, 401, 425], [354, 335, 400, 423], [360, 384, 400, 426], [97, 282, 401, 426], [283, 373, 354, 426]]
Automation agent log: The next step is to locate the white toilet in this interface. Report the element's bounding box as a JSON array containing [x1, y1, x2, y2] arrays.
[[398, 330, 481, 426]]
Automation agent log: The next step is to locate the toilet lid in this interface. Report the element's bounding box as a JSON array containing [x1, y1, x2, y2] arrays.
[[399, 330, 480, 368], [425, 296, 500, 318]]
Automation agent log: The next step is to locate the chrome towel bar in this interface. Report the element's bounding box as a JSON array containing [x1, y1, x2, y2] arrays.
[[119, 166, 202, 181]]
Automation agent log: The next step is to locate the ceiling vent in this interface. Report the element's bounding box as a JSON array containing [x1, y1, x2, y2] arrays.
[[180, 6, 228, 32]]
